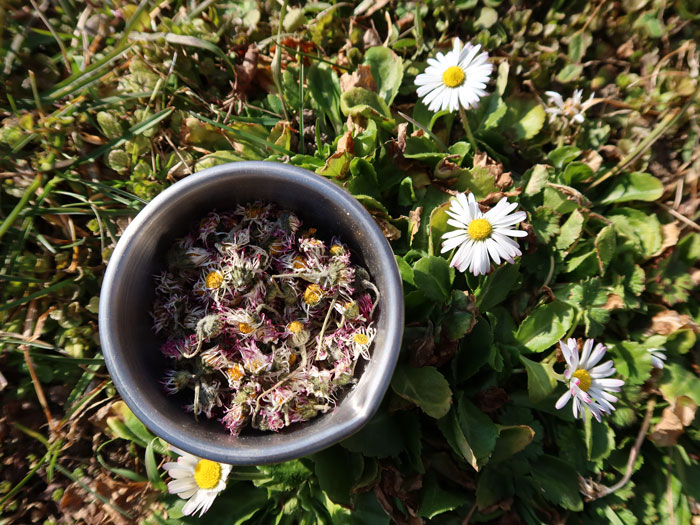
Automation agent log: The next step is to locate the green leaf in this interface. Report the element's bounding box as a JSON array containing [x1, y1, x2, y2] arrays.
[[562, 161, 594, 184], [516, 301, 576, 353], [443, 290, 477, 341], [524, 164, 550, 196], [556, 64, 583, 83], [476, 466, 513, 510], [452, 317, 495, 382], [391, 365, 453, 419], [340, 87, 392, 120], [608, 208, 662, 260], [584, 416, 615, 462], [659, 362, 700, 406], [438, 408, 478, 470], [456, 395, 499, 467], [530, 206, 560, 243], [341, 410, 406, 457], [312, 447, 363, 506], [601, 172, 664, 204], [418, 471, 471, 518], [412, 255, 454, 303], [504, 98, 546, 140], [145, 438, 167, 492], [475, 262, 521, 310], [395, 255, 415, 287], [548, 146, 581, 169], [363, 46, 403, 106], [530, 455, 583, 511], [454, 166, 499, 199], [490, 425, 535, 463], [519, 355, 558, 403], [614, 341, 653, 386], [556, 210, 585, 251], [594, 225, 616, 275]]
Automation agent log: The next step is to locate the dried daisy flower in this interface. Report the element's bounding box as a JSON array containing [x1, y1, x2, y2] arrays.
[[544, 89, 595, 126], [151, 203, 379, 435]]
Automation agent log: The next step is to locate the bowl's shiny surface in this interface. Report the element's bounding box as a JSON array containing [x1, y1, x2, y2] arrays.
[[99, 161, 403, 465]]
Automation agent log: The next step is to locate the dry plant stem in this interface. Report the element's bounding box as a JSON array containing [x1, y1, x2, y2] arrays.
[[586, 397, 656, 500], [588, 83, 700, 190], [19, 301, 57, 434], [657, 201, 700, 232], [462, 501, 478, 525]]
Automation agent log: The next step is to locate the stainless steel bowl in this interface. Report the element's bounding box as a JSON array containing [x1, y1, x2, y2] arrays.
[[99, 161, 403, 465]]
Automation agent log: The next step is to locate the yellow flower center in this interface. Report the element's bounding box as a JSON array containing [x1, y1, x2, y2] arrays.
[[226, 364, 244, 382], [330, 244, 344, 256], [467, 218, 492, 241], [205, 270, 224, 289], [238, 322, 255, 334], [572, 369, 592, 392], [269, 241, 284, 255], [293, 256, 307, 270], [303, 284, 323, 305], [442, 66, 466, 88], [193, 459, 222, 490], [287, 321, 304, 334], [247, 206, 262, 218], [353, 333, 369, 345], [289, 353, 298, 365]]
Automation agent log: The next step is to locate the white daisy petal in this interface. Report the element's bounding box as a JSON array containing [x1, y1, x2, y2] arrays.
[[554, 338, 625, 421], [163, 447, 230, 517]]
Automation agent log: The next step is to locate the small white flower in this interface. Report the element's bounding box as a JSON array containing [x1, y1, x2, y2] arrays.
[[648, 347, 667, 369], [415, 38, 493, 113], [440, 192, 527, 276], [555, 338, 625, 422], [349, 326, 376, 360], [163, 447, 231, 517], [544, 89, 595, 126]]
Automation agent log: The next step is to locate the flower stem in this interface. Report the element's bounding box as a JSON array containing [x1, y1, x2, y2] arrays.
[[458, 106, 479, 154]]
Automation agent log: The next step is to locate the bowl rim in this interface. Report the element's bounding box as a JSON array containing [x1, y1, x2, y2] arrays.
[[99, 160, 404, 465]]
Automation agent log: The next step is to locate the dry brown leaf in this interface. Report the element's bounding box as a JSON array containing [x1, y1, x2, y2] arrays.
[[582, 149, 603, 173], [648, 309, 700, 335], [234, 43, 258, 96], [408, 207, 422, 246], [603, 293, 625, 310], [336, 131, 354, 155], [339, 64, 377, 93], [654, 221, 681, 255], [649, 396, 697, 447]]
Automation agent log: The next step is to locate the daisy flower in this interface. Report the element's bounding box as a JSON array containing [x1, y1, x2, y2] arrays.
[[555, 338, 625, 422], [163, 447, 231, 516], [440, 192, 527, 276], [648, 347, 667, 369], [544, 89, 595, 126], [415, 38, 493, 113]]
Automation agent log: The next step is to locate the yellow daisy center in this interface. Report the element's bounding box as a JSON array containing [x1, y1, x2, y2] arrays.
[[226, 364, 244, 382], [289, 353, 298, 365], [303, 284, 323, 305], [287, 321, 304, 334], [238, 322, 255, 334], [467, 218, 492, 241], [205, 270, 224, 289], [572, 369, 592, 392], [269, 240, 284, 255], [293, 256, 307, 270], [442, 66, 466, 88], [330, 244, 344, 256], [194, 459, 222, 490], [353, 333, 369, 345]]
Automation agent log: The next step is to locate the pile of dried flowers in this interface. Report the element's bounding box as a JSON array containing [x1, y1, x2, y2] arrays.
[[151, 202, 378, 435]]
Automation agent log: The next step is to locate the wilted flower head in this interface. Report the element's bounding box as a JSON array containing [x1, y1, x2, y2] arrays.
[[440, 192, 527, 276], [544, 89, 594, 126], [555, 338, 625, 422], [163, 447, 231, 516], [415, 38, 493, 113]]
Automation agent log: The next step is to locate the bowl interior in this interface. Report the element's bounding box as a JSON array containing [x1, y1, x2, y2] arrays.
[[100, 162, 402, 465]]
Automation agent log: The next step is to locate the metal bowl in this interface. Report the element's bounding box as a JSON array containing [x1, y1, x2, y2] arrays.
[[99, 161, 403, 465]]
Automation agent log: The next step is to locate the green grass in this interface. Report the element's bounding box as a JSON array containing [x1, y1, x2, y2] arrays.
[[1, 1, 700, 523]]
